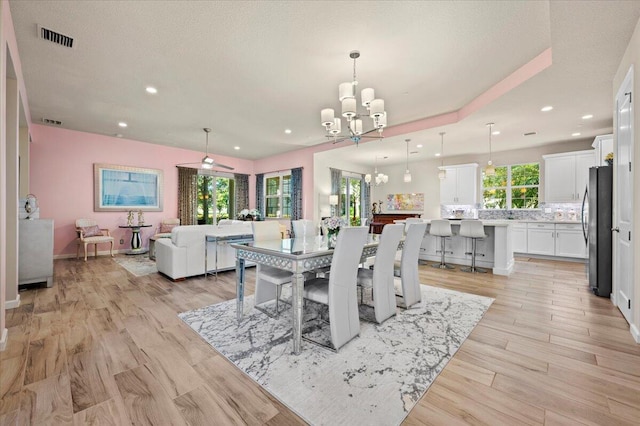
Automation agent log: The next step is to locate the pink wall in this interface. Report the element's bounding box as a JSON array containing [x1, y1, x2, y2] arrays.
[[30, 124, 255, 256]]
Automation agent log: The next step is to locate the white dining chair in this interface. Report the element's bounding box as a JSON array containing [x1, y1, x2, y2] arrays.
[[292, 219, 315, 239], [252, 221, 293, 317], [302, 226, 368, 351], [356, 223, 404, 324], [394, 222, 427, 308]]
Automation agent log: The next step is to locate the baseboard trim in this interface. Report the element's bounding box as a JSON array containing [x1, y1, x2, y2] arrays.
[[0, 328, 8, 352], [54, 249, 128, 260], [493, 259, 514, 276], [631, 323, 640, 344], [5, 294, 21, 309]]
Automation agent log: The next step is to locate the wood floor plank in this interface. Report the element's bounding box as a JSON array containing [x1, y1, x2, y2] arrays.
[[140, 344, 204, 399], [114, 365, 187, 426], [2, 256, 639, 426], [23, 335, 68, 386]]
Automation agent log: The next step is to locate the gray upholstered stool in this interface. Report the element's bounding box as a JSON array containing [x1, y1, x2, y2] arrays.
[[459, 220, 487, 273], [429, 220, 455, 269]]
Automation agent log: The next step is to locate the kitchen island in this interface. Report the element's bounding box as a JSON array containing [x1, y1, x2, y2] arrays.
[[397, 219, 514, 276]]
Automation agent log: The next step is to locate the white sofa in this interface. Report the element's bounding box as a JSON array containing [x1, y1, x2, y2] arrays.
[[155, 222, 253, 280]]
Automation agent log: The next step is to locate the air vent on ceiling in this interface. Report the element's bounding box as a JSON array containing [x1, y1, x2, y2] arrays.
[[524, 131, 537, 136], [37, 25, 74, 48], [41, 118, 62, 126]]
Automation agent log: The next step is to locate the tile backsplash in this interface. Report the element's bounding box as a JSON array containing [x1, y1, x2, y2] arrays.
[[441, 203, 583, 221]]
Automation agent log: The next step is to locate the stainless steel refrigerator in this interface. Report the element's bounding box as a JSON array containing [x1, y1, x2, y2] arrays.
[[581, 166, 612, 297]]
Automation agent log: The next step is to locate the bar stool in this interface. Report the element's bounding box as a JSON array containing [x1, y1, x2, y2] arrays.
[[429, 220, 454, 269], [459, 220, 487, 273]]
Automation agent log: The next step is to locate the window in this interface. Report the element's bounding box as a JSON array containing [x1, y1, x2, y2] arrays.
[[264, 171, 291, 218], [482, 163, 539, 209], [197, 173, 235, 224], [340, 174, 363, 226]]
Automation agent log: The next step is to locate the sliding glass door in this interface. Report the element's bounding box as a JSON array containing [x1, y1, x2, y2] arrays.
[[197, 174, 235, 224]]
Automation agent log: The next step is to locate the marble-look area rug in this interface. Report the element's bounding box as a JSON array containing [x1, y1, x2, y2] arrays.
[[179, 285, 493, 426], [113, 255, 158, 277]]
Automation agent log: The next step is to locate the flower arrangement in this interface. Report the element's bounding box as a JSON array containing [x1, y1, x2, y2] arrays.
[[322, 216, 347, 232], [605, 152, 614, 166]]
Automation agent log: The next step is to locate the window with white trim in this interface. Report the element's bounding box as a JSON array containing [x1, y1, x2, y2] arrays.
[[482, 163, 539, 209], [264, 171, 292, 218]]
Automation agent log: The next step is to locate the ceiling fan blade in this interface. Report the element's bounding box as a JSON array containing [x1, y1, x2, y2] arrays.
[[210, 161, 234, 170]]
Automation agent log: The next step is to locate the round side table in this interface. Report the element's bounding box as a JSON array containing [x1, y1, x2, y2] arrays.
[[119, 224, 153, 255]]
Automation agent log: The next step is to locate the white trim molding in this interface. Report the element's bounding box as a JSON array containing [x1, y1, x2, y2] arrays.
[[5, 294, 20, 309], [0, 328, 8, 352], [631, 324, 640, 344]]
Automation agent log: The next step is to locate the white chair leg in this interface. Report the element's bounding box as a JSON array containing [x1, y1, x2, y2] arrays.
[[84, 243, 88, 261]]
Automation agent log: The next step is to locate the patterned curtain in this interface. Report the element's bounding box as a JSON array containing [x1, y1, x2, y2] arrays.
[[330, 167, 341, 217], [362, 174, 371, 221], [234, 173, 249, 216], [256, 173, 264, 217], [291, 167, 303, 220], [177, 167, 198, 225]]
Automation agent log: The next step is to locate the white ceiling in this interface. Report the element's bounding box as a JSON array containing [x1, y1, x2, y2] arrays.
[[9, 1, 640, 166]]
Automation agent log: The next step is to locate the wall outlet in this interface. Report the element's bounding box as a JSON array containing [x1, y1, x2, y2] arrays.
[[544, 208, 552, 213], [119, 239, 124, 244]]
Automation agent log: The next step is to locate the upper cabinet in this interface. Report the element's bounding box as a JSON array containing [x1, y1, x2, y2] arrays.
[[592, 134, 614, 166], [439, 163, 478, 205], [543, 150, 595, 202]]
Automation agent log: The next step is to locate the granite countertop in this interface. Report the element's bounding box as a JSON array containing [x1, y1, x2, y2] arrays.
[[397, 219, 582, 226]]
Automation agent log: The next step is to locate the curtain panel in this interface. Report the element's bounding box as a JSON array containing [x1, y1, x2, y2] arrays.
[[291, 167, 303, 220], [177, 167, 198, 225], [362, 174, 371, 221], [330, 167, 341, 217], [234, 173, 250, 216], [256, 173, 264, 217]]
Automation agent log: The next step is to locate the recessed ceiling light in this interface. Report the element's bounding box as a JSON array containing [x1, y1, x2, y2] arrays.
[[435, 153, 441, 157], [118, 122, 128, 128], [572, 132, 581, 137], [582, 114, 593, 120], [145, 86, 157, 94], [284, 129, 292, 134], [416, 144, 423, 148], [541, 106, 553, 112], [492, 131, 500, 135], [234, 146, 240, 150]]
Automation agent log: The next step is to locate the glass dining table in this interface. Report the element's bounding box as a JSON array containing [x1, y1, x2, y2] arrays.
[[231, 233, 386, 355]]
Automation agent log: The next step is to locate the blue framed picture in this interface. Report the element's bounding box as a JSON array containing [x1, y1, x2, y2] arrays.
[[94, 163, 163, 211]]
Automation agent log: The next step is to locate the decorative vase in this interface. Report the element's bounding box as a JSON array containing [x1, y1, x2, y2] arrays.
[[327, 228, 339, 248]]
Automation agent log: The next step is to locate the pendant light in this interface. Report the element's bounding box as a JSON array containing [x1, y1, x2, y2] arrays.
[[438, 132, 447, 179], [404, 139, 412, 183], [485, 123, 496, 176]]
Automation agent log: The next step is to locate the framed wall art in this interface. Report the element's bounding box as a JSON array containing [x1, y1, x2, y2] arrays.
[[94, 163, 163, 211], [386, 193, 424, 211]]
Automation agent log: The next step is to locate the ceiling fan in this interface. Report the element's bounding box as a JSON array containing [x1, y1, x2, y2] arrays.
[[329, 127, 384, 146], [177, 128, 234, 170]]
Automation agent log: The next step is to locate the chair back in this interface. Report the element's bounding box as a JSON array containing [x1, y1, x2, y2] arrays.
[[429, 219, 452, 237], [361, 218, 368, 227], [292, 219, 315, 238], [252, 221, 282, 242], [327, 226, 368, 350], [76, 218, 97, 228], [399, 222, 427, 307], [372, 223, 404, 323], [404, 217, 423, 233], [459, 220, 485, 238]]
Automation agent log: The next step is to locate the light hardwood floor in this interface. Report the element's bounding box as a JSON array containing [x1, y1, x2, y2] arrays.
[[1, 255, 638, 425]]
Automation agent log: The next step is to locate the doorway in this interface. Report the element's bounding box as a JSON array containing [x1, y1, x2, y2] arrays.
[[614, 65, 634, 324]]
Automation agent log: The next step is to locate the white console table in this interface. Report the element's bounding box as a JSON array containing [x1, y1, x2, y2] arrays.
[[19, 219, 54, 287]]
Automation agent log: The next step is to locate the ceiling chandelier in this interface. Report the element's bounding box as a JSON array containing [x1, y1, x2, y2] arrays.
[[320, 50, 387, 145], [404, 139, 412, 183], [438, 132, 447, 180], [485, 123, 496, 176], [365, 156, 388, 186]]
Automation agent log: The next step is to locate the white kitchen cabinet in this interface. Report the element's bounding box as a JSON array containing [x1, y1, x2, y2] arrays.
[[439, 163, 478, 205], [512, 223, 528, 253], [555, 224, 587, 258], [527, 223, 555, 256], [543, 150, 594, 202], [592, 134, 614, 167]]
